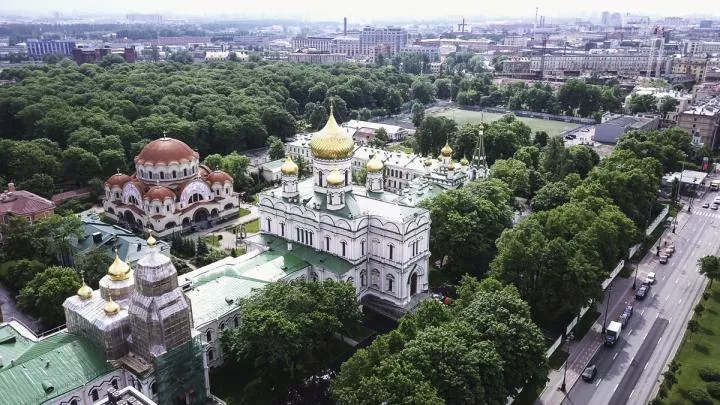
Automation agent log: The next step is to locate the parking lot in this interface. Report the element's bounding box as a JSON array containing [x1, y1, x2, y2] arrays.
[[563, 125, 596, 146]]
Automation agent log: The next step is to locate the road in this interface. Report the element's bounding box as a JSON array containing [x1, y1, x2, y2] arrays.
[[559, 191, 718, 405]]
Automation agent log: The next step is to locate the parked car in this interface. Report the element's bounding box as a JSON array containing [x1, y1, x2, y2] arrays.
[[659, 254, 668, 264], [703, 202, 711, 208], [667, 244, 675, 253], [636, 283, 651, 300], [712, 203, 719, 210], [645, 272, 656, 284], [582, 365, 597, 382], [664, 248, 673, 257]]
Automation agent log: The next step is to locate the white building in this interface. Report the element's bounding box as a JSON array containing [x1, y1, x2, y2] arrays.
[[624, 87, 693, 122], [342, 120, 409, 142]]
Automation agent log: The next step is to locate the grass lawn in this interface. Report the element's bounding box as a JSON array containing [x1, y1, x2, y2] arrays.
[[659, 283, 720, 404], [388, 144, 413, 154], [203, 235, 221, 247], [429, 108, 582, 137], [244, 219, 260, 233], [239, 208, 251, 217]]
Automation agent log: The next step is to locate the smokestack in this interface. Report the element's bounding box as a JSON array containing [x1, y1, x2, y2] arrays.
[[343, 17, 347, 36]]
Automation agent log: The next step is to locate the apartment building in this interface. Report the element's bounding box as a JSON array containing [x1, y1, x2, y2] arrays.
[[677, 98, 720, 148], [26, 39, 76, 56], [287, 52, 347, 65], [359, 27, 408, 56], [530, 53, 665, 76]]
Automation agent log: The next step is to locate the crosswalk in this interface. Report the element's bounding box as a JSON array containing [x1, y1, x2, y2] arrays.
[[694, 210, 720, 219]]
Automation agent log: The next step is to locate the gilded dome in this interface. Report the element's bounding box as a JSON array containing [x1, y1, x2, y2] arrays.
[[280, 155, 299, 175], [326, 169, 345, 186], [77, 281, 93, 300], [440, 142, 453, 157], [447, 161, 456, 171], [108, 252, 131, 281], [309, 108, 354, 160], [144, 185, 176, 202], [105, 173, 131, 188], [147, 231, 157, 248], [104, 297, 120, 316], [135, 137, 199, 165], [366, 155, 384, 173], [460, 156, 470, 166]]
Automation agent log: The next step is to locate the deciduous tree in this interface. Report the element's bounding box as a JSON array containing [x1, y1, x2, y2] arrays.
[[17, 266, 80, 328]]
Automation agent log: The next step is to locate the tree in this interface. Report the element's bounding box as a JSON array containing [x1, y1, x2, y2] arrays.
[[0, 216, 39, 261], [489, 158, 531, 198], [20, 173, 55, 199], [410, 102, 425, 127], [533, 131, 549, 147], [17, 266, 80, 328], [530, 181, 571, 212], [99, 54, 126, 68], [557, 79, 602, 117], [420, 178, 513, 276], [411, 79, 436, 104], [434, 78, 452, 100], [415, 116, 457, 157], [267, 136, 286, 160], [369, 127, 389, 148], [542, 136, 570, 181], [98, 149, 127, 178], [385, 89, 403, 116], [698, 256, 720, 288], [62, 146, 101, 185], [222, 281, 361, 384], [628, 93, 658, 114], [483, 114, 532, 165], [0, 259, 45, 294], [262, 106, 297, 140], [566, 145, 600, 177], [453, 123, 480, 161], [74, 249, 114, 288], [35, 215, 84, 263], [616, 128, 692, 173]]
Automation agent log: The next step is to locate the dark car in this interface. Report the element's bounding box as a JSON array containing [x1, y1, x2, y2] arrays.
[[582, 365, 597, 382], [619, 305, 634, 326], [636, 284, 651, 300]]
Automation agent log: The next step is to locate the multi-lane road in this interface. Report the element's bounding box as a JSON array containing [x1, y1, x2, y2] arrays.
[[561, 191, 719, 405]]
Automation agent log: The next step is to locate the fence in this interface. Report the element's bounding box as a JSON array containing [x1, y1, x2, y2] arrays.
[[646, 204, 670, 236], [457, 105, 596, 125]]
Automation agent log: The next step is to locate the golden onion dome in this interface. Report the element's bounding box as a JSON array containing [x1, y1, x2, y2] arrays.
[[280, 155, 299, 175], [440, 142, 453, 157], [447, 161, 456, 171], [77, 281, 93, 300], [423, 159, 433, 167], [326, 169, 345, 186], [309, 107, 355, 160], [460, 156, 470, 166], [108, 252, 131, 281], [147, 231, 157, 248], [366, 156, 384, 173], [104, 297, 120, 316]]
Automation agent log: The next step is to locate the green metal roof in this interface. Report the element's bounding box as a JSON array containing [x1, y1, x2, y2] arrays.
[[186, 276, 268, 326], [0, 326, 114, 405], [261, 159, 285, 171], [248, 234, 355, 275]]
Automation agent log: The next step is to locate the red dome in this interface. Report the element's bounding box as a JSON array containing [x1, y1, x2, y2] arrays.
[[134, 137, 199, 165], [106, 173, 131, 188], [205, 171, 233, 185], [144, 186, 176, 201]]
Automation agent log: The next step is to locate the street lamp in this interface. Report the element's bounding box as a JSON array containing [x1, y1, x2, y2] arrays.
[[632, 261, 638, 290], [603, 283, 613, 333], [560, 330, 575, 392]]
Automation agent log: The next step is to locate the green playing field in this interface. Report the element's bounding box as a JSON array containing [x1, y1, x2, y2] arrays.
[[429, 108, 582, 137]]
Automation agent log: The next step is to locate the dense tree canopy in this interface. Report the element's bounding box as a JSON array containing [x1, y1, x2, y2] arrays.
[[616, 128, 693, 173], [17, 266, 81, 328]]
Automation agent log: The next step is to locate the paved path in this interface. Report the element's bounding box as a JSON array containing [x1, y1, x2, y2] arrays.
[[0, 281, 41, 333]]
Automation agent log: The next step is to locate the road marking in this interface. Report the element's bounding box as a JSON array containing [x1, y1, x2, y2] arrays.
[[614, 383, 619, 392], [676, 278, 680, 284], [613, 352, 619, 360], [658, 337, 662, 344], [596, 378, 602, 386], [629, 389, 635, 398], [644, 362, 649, 370], [642, 310, 645, 315], [679, 299, 683, 304]]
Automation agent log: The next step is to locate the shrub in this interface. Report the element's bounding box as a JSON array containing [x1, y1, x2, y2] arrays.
[[649, 398, 664, 405], [687, 388, 713, 405], [695, 303, 705, 316], [658, 384, 668, 398], [688, 319, 700, 333], [699, 366, 720, 382], [707, 382, 720, 399], [669, 360, 681, 374]]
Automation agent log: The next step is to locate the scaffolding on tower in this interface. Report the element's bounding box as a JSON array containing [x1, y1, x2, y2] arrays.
[[153, 334, 207, 405]]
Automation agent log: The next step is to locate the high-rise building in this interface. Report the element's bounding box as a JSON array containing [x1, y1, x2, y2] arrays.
[[26, 39, 76, 57], [359, 26, 408, 58], [601, 11, 611, 26]]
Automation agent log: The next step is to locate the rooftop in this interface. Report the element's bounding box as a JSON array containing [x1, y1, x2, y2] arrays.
[[0, 188, 54, 218], [260, 159, 286, 172], [0, 322, 114, 404]]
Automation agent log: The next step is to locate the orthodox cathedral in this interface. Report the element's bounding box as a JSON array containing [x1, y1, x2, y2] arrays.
[[103, 137, 239, 236]]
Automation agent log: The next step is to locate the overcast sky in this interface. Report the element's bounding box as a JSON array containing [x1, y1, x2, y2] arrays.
[[3, 0, 718, 21]]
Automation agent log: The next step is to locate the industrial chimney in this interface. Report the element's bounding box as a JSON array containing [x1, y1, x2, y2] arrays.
[[343, 17, 347, 36]]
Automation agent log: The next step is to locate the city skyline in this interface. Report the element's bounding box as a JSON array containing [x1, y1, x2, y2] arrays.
[[2, 0, 719, 23]]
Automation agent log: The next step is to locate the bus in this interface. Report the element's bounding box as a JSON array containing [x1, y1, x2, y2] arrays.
[[711, 180, 720, 191]]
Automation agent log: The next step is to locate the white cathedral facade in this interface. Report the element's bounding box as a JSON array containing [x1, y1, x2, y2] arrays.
[[258, 109, 432, 309]]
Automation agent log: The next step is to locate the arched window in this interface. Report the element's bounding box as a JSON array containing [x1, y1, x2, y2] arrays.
[[318, 170, 323, 185], [184, 168, 188, 176], [266, 218, 271, 232], [90, 389, 99, 401], [206, 330, 212, 342], [111, 378, 119, 389], [151, 382, 158, 394], [173, 170, 177, 178], [361, 240, 365, 255], [347, 276, 354, 285], [208, 349, 215, 361], [388, 244, 394, 261], [386, 274, 395, 292], [371, 269, 380, 288], [341, 241, 347, 257], [71, 399, 79, 405], [234, 317, 239, 328], [220, 322, 226, 332], [280, 223, 285, 236], [312, 272, 319, 282], [160, 172, 164, 179], [360, 270, 367, 287]]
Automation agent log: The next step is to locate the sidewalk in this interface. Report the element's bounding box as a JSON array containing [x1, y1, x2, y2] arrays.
[[537, 209, 690, 404]]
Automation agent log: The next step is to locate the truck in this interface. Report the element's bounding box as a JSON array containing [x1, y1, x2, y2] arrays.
[[711, 180, 720, 191], [605, 321, 622, 346]]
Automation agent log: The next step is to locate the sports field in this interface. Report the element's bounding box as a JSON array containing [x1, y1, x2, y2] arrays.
[[429, 108, 582, 137]]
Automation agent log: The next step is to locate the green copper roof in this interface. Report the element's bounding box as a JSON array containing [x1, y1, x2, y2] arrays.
[[0, 325, 114, 405], [248, 234, 355, 275]]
